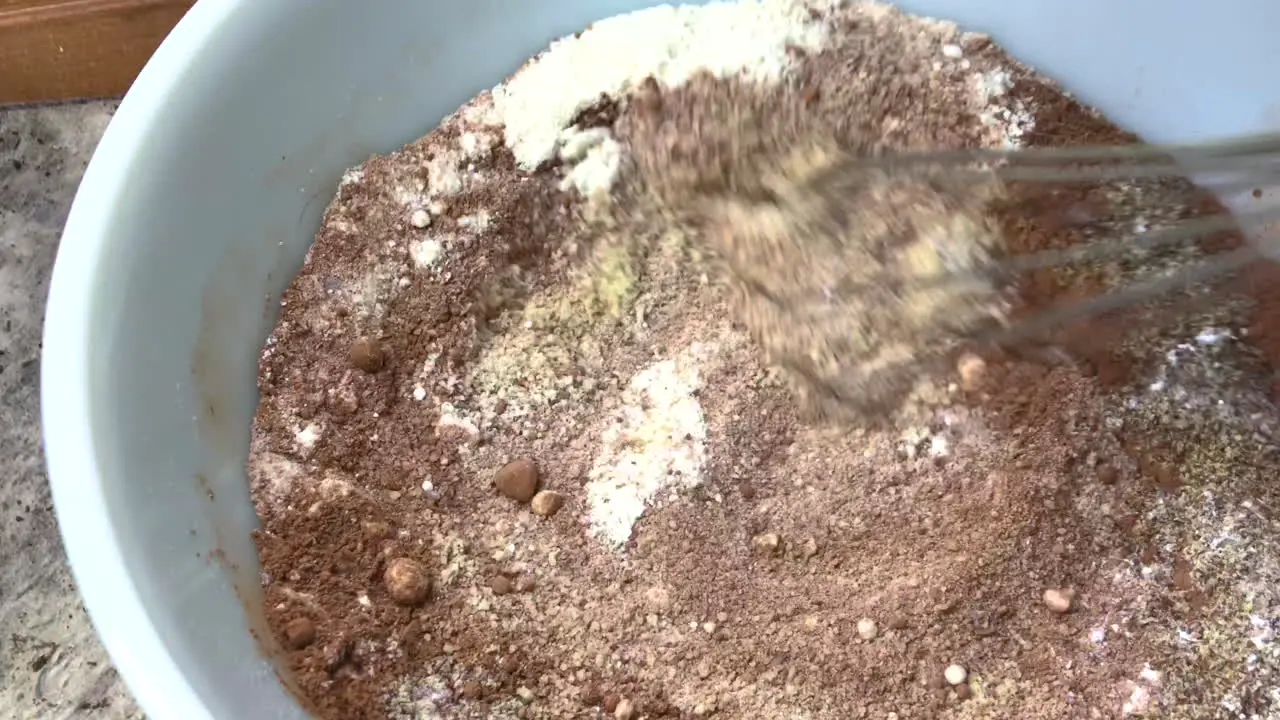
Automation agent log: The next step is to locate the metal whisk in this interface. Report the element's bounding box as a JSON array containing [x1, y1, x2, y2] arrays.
[[687, 133, 1280, 423]]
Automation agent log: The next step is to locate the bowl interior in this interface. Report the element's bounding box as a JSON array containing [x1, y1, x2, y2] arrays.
[[46, 0, 1280, 717]]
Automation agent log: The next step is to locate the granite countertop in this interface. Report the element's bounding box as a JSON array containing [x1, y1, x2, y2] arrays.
[[1, 101, 141, 719]]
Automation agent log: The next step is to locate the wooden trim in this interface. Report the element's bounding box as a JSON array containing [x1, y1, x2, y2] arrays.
[[0, 0, 195, 106]]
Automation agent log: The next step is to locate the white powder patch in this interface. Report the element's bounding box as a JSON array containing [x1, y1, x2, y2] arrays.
[[491, 0, 828, 171], [558, 126, 613, 161], [394, 184, 423, 208], [459, 131, 497, 161], [249, 451, 307, 501], [585, 346, 710, 549], [316, 471, 356, 502], [462, 97, 501, 127], [972, 68, 1036, 148], [457, 211, 492, 233], [326, 217, 358, 236], [856, 1, 899, 21], [1121, 665, 1163, 715], [436, 403, 479, 439], [1122, 683, 1153, 716], [558, 126, 624, 198], [410, 238, 444, 269], [975, 68, 1012, 102], [426, 150, 464, 197], [1139, 327, 1240, 416], [295, 423, 321, 449]]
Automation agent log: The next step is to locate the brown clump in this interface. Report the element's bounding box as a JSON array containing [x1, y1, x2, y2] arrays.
[[349, 337, 387, 373], [489, 575, 514, 595], [282, 617, 317, 650], [529, 489, 565, 517], [383, 558, 431, 607], [493, 458, 540, 502]]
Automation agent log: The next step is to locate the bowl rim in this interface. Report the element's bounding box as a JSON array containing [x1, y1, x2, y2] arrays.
[[41, 1, 236, 718]]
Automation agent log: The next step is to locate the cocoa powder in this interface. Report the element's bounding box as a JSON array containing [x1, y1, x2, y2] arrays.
[[249, 3, 1280, 719]]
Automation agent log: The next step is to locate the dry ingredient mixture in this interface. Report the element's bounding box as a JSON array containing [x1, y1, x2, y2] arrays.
[[248, 2, 1280, 718]]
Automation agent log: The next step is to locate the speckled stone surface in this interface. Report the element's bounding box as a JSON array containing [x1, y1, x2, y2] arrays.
[[0, 101, 142, 720]]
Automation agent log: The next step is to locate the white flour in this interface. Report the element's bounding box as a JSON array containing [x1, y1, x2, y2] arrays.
[[585, 346, 711, 548], [491, 0, 829, 173], [973, 67, 1036, 148]]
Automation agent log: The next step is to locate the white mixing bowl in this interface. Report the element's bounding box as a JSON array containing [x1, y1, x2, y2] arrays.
[[40, 0, 1280, 717]]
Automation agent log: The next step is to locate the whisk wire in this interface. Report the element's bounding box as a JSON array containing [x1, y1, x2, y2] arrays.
[[799, 133, 1280, 301], [824, 206, 1280, 298], [859, 132, 1280, 173], [818, 135, 1280, 350], [700, 132, 1280, 421], [983, 244, 1262, 345]]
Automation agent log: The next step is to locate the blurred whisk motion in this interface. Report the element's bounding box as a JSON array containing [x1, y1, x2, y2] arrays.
[[687, 133, 1280, 423]]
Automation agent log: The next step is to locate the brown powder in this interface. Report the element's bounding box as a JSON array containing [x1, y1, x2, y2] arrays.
[[249, 3, 1280, 719]]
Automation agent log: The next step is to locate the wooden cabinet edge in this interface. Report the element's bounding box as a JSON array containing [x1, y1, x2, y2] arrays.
[[0, 0, 196, 106]]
